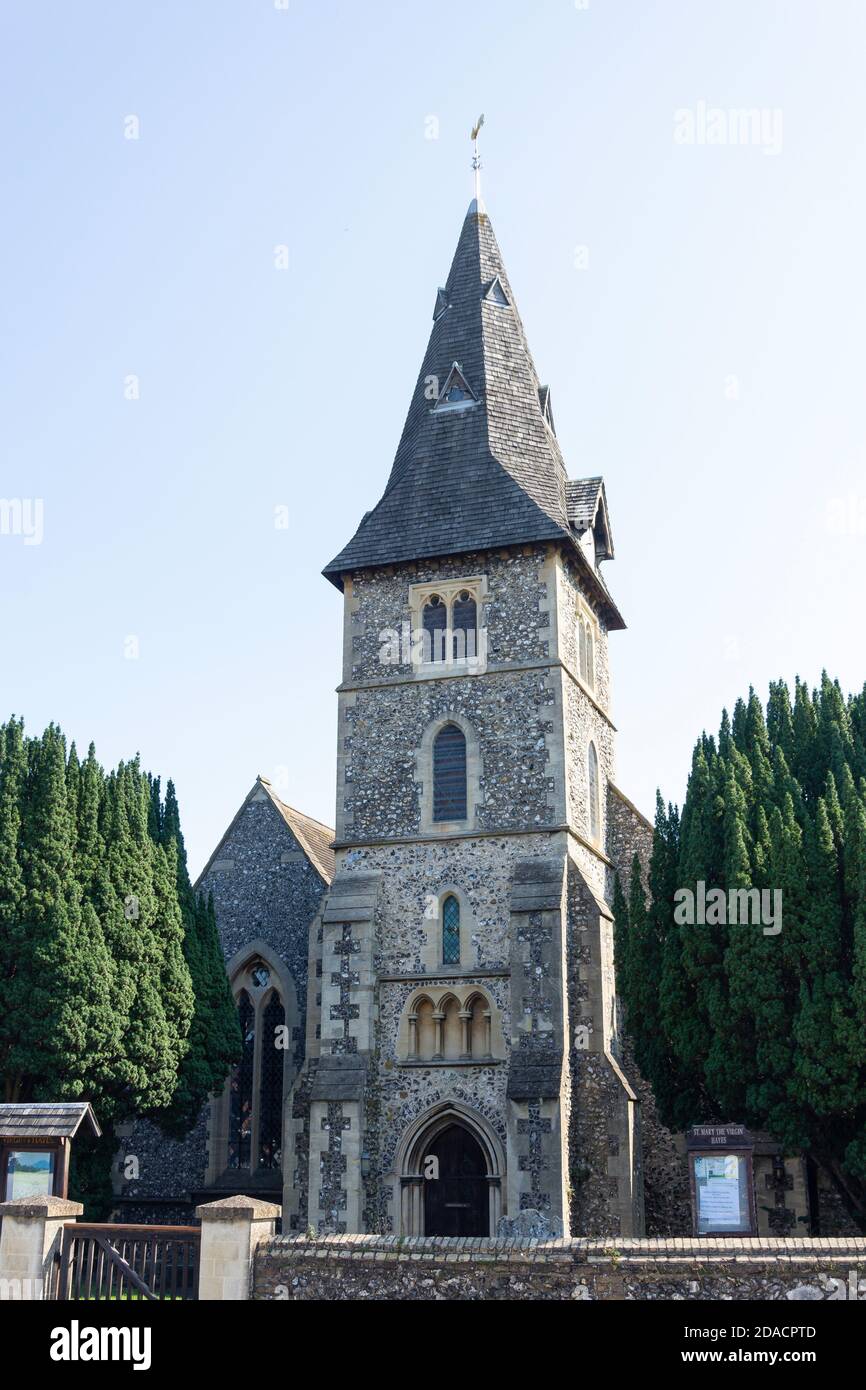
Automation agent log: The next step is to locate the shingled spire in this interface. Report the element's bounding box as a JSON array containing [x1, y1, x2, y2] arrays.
[[323, 200, 622, 627]]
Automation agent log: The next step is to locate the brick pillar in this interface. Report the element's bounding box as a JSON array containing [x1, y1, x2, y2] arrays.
[[0, 1195, 82, 1300], [196, 1196, 280, 1301]]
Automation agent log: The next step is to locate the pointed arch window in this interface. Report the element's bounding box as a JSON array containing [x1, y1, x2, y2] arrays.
[[577, 606, 597, 692], [226, 961, 288, 1173], [422, 594, 448, 663], [228, 992, 255, 1170], [451, 591, 477, 660], [588, 742, 600, 843], [410, 578, 486, 674], [258, 992, 286, 1170], [433, 724, 467, 822], [442, 894, 461, 965]]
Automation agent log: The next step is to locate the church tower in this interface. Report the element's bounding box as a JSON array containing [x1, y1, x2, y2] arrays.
[[288, 190, 650, 1238]]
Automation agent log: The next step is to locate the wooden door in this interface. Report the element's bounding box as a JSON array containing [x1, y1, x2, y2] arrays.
[[423, 1124, 489, 1236]]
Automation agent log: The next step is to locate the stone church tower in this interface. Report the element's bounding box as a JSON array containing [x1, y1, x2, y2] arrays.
[[288, 193, 651, 1238]]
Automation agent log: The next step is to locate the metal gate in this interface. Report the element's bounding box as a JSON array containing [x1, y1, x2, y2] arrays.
[[51, 1222, 200, 1300]]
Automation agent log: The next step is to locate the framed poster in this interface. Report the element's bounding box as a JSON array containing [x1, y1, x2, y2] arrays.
[[4, 1147, 56, 1200], [686, 1125, 757, 1236], [693, 1153, 750, 1234]]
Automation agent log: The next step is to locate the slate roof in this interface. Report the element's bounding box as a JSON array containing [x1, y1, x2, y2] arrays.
[[0, 1102, 102, 1139], [323, 199, 624, 629]]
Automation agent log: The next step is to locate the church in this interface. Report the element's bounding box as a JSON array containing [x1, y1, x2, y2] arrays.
[[115, 188, 680, 1238]]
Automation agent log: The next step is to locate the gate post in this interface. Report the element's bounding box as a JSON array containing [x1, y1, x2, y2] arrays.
[[196, 1196, 280, 1301], [0, 1195, 82, 1300]]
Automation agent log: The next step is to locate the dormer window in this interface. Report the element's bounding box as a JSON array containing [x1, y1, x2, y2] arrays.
[[483, 275, 509, 306], [538, 385, 556, 435], [433, 287, 450, 322], [433, 363, 478, 412]]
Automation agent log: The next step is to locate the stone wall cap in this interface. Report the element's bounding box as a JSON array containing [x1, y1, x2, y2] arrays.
[[0, 1194, 84, 1218], [196, 1195, 281, 1221], [258, 1232, 866, 1263]]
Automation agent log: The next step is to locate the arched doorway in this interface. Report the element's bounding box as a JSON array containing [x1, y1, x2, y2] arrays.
[[396, 1101, 504, 1235], [423, 1123, 488, 1236]]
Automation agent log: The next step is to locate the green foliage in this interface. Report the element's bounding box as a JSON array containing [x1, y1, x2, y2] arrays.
[[156, 782, 240, 1138], [618, 677, 866, 1227], [0, 717, 239, 1212]]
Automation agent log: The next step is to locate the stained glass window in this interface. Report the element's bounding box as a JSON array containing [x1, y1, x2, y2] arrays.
[[228, 991, 255, 1169], [433, 724, 467, 821], [258, 992, 286, 1170], [250, 962, 270, 989], [442, 894, 460, 965]]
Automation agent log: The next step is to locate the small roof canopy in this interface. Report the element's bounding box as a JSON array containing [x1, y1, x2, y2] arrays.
[[0, 1102, 102, 1141]]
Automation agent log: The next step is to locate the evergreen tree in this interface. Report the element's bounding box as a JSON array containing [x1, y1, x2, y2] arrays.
[[0, 718, 237, 1213], [623, 679, 866, 1228], [0, 719, 28, 1099], [157, 781, 239, 1135], [3, 726, 115, 1103]]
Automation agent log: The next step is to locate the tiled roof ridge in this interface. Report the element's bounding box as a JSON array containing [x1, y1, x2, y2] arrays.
[[257, 776, 335, 835]]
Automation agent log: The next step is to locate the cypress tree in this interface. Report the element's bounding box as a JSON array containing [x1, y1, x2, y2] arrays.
[[0, 719, 28, 1100], [157, 782, 240, 1136], [629, 680, 866, 1228], [4, 727, 115, 1103], [0, 719, 238, 1212]]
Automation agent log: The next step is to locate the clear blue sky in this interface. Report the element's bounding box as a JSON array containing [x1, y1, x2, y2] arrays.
[[3, 1, 865, 875]]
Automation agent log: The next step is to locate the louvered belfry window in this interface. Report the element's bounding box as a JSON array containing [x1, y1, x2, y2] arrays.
[[433, 723, 467, 821], [423, 595, 447, 663], [452, 591, 477, 660], [442, 894, 461, 964]]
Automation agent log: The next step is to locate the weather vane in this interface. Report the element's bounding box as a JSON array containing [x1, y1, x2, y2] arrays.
[[471, 113, 485, 204]]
